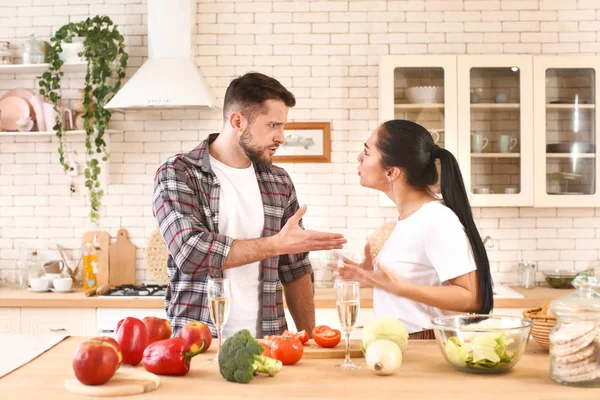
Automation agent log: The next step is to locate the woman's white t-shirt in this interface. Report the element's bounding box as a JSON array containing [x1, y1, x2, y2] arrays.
[[373, 201, 477, 333]]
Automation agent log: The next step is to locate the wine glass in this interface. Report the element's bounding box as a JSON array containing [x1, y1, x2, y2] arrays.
[[207, 278, 231, 363], [336, 280, 361, 370]]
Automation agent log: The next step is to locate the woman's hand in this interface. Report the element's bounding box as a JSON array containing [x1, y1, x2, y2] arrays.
[[337, 256, 402, 295]]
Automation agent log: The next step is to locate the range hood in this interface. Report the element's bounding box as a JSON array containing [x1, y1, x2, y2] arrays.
[[105, 0, 217, 111]]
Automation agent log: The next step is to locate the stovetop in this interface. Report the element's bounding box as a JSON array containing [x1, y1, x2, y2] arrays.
[[101, 284, 167, 297]]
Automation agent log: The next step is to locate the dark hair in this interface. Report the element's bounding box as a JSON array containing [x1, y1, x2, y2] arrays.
[[377, 119, 494, 314], [223, 72, 296, 122]]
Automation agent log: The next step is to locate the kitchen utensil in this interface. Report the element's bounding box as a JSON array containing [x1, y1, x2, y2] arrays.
[[303, 339, 363, 359], [517, 261, 536, 289], [471, 134, 488, 153], [15, 116, 34, 132], [546, 142, 595, 153], [42, 260, 65, 275], [0, 41, 12, 64], [405, 86, 444, 104], [53, 277, 73, 291], [145, 228, 169, 285], [29, 94, 45, 131], [109, 228, 136, 287], [0, 96, 30, 131], [498, 135, 518, 153], [81, 231, 110, 287], [431, 314, 532, 374], [494, 93, 508, 103], [55, 244, 81, 287], [64, 366, 160, 397], [43, 102, 59, 131], [29, 277, 50, 291], [0, 89, 36, 121], [542, 269, 579, 289]]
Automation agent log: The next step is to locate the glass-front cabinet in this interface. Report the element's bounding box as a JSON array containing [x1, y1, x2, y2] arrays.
[[458, 56, 534, 207], [379, 55, 458, 206], [534, 57, 600, 207]]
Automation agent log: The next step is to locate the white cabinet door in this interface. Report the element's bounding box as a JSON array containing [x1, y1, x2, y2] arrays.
[[0, 308, 21, 334], [21, 308, 96, 336], [96, 308, 167, 335], [533, 56, 600, 207], [458, 55, 534, 207], [379, 55, 458, 207]]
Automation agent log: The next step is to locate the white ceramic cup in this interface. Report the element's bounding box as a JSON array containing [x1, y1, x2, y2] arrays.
[[53, 277, 73, 291], [473, 187, 493, 194], [29, 277, 50, 291], [504, 187, 519, 194], [471, 134, 489, 153], [45, 273, 62, 282], [498, 135, 518, 153]]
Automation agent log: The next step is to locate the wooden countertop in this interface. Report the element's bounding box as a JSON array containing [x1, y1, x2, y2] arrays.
[[0, 284, 571, 309], [0, 337, 598, 399]]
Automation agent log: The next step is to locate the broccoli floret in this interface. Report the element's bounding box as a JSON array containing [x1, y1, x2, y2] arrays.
[[218, 329, 282, 383]]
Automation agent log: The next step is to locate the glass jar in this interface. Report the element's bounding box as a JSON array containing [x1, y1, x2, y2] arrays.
[[549, 270, 600, 387], [0, 41, 12, 65], [517, 261, 536, 289], [22, 34, 44, 64]]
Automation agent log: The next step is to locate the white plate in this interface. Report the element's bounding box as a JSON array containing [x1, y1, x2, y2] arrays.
[[50, 288, 74, 293], [28, 288, 50, 293]]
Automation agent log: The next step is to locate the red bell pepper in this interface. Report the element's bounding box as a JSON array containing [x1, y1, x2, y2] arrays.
[[142, 338, 205, 376], [116, 317, 147, 366]]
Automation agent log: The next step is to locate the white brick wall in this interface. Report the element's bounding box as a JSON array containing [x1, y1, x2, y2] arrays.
[[2, 0, 600, 287]]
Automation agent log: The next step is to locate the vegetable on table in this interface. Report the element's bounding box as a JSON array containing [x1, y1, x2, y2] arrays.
[[361, 316, 408, 354], [219, 329, 282, 384], [443, 332, 516, 369], [270, 336, 304, 365], [365, 339, 403, 376], [142, 338, 205, 376], [312, 325, 341, 348]]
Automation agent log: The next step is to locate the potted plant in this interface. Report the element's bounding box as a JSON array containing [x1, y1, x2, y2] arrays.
[[38, 16, 128, 223]]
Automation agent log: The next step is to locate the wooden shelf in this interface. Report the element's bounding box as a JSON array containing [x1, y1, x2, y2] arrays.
[[546, 103, 595, 109], [470, 103, 520, 109], [471, 153, 521, 158], [0, 62, 87, 75], [546, 153, 596, 158], [394, 103, 444, 110], [0, 129, 120, 137]]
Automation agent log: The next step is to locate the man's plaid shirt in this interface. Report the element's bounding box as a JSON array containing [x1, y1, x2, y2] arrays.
[[153, 133, 312, 337]]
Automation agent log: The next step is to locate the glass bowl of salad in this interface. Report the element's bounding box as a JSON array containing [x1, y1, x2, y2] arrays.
[[431, 314, 533, 374]]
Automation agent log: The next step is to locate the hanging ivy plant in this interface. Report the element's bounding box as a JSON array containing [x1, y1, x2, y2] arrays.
[[38, 15, 128, 223]]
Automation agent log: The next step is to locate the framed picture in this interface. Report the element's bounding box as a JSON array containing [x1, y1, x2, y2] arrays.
[[273, 122, 331, 163]]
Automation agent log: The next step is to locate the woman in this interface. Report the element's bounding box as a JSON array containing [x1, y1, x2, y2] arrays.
[[338, 120, 493, 339]]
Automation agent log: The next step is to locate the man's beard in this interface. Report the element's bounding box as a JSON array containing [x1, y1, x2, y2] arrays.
[[239, 126, 273, 166]]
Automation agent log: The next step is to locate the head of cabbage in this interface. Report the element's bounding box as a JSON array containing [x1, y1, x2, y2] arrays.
[[361, 316, 409, 354]]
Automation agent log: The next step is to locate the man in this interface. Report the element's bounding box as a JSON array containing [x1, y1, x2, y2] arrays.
[[153, 72, 346, 338]]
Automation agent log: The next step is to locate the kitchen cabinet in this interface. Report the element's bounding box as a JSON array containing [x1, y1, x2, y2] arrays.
[[458, 55, 534, 207], [378, 55, 458, 207], [96, 308, 167, 335], [0, 308, 21, 334], [380, 54, 600, 207], [20, 308, 96, 336], [533, 56, 600, 207]]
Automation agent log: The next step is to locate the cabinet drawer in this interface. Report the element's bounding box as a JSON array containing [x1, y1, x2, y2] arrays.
[[0, 308, 21, 334], [21, 308, 96, 336]]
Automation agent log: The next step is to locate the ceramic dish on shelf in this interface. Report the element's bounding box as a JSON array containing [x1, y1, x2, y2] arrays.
[[0, 88, 36, 121], [406, 86, 444, 104], [0, 96, 30, 131], [546, 142, 595, 153]]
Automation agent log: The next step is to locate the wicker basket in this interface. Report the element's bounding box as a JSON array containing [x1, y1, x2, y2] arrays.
[[522, 306, 557, 351]]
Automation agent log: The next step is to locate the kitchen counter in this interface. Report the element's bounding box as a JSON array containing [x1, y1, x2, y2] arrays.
[[0, 337, 598, 399], [0, 284, 571, 309]]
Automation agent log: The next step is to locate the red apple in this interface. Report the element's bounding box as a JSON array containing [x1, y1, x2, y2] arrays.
[[142, 317, 173, 345], [90, 336, 123, 366], [180, 321, 212, 353], [72, 339, 119, 385]]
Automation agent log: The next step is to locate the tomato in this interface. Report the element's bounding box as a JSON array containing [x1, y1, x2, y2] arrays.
[[259, 339, 272, 358], [312, 325, 341, 348], [270, 336, 303, 365], [282, 329, 309, 344]]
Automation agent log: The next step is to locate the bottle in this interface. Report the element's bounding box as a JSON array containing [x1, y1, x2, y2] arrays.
[[82, 242, 98, 290]]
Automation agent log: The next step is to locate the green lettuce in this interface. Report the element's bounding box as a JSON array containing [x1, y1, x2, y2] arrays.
[[443, 333, 516, 370]]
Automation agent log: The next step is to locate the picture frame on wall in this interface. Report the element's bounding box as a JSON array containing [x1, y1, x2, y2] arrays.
[[272, 122, 331, 163]]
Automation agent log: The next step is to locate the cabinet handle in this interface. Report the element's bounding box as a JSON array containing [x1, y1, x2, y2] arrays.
[[49, 328, 67, 332], [99, 329, 115, 334]]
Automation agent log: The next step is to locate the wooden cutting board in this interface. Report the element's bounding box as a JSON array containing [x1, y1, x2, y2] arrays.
[[302, 339, 363, 359], [81, 231, 110, 287], [109, 228, 137, 286], [64, 367, 159, 397]]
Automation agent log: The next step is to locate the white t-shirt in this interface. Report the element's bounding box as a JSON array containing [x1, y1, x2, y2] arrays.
[[373, 201, 477, 333], [209, 155, 264, 338]]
